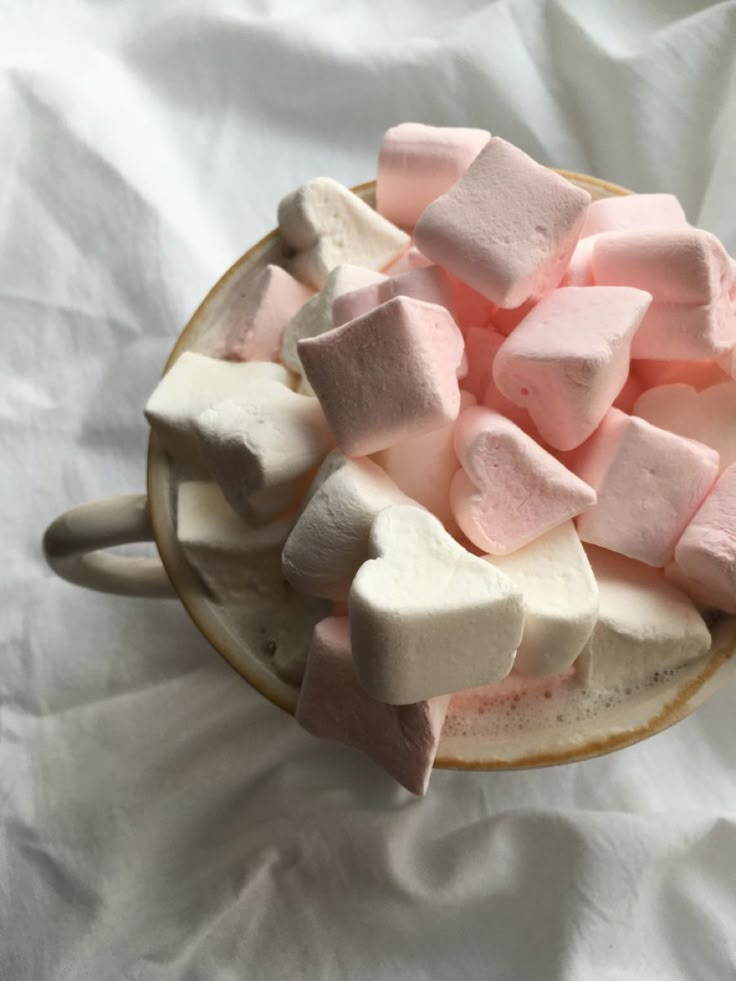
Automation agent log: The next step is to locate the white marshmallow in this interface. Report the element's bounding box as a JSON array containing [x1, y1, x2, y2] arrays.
[[578, 546, 711, 690], [282, 458, 415, 602], [176, 481, 293, 600], [278, 177, 410, 289], [280, 264, 387, 390], [349, 505, 524, 704], [192, 381, 333, 519], [144, 352, 292, 466], [485, 522, 598, 677], [633, 381, 736, 475]]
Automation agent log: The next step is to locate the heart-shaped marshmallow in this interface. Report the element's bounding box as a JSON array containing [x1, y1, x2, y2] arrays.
[[349, 505, 524, 704], [492, 286, 652, 450], [633, 381, 736, 474], [278, 177, 410, 289], [451, 407, 597, 555]]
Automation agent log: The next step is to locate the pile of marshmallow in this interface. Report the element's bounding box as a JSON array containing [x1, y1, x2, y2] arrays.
[[146, 124, 736, 794]]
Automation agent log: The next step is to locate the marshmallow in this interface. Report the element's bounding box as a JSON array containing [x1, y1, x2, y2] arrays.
[[144, 352, 292, 465], [296, 617, 449, 794], [485, 521, 598, 677], [633, 382, 736, 474], [579, 193, 687, 238], [376, 122, 491, 230], [443, 271, 498, 332], [492, 286, 652, 450], [278, 178, 410, 289], [672, 463, 736, 613], [176, 481, 293, 599], [281, 265, 387, 388], [593, 228, 736, 360], [463, 326, 505, 401], [633, 358, 729, 391], [579, 546, 711, 690], [282, 458, 415, 601], [415, 137, 591, 307], [298, 296, 465, 456], [350, 506, 524, 704], [572, 409, 719, 567], [332, 266, 455, 328], [451, 407, 597, 555], [192, 381, 334, 519], [219, 264, 313, 362], [375, 390, 476, 527]]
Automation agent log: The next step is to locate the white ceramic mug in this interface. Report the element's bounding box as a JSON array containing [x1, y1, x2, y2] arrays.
[[43, 175, 736, 771]]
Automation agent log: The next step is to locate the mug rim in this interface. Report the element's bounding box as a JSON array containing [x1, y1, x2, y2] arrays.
[[147, 174, 736, 771]]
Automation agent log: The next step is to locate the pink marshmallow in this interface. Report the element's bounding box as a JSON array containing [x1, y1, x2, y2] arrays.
[[332, 266, 455, 328], [298, 296, 465, 456], [376, 123, 491, 230], [375, 390, 476, 528], [593, 228, 736, 360], [572, 408, 719, 567], [493, 286, 652, 450], [296, 617, 449, 795], [451, 407, 597, 554], [579, 193, 687, 239], [220, 264, 312, 362], [672, 463, 736, 613], [633, 381, 736, 474], [415, 137, 591, 308]]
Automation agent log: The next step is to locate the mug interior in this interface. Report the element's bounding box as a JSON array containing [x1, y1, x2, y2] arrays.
[[147, 177, 736, 770]]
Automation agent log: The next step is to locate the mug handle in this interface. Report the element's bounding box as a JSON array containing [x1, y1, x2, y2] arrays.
[[43, 494, 175, 598]]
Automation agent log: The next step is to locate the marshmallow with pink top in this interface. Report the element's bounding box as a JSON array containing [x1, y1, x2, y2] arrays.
[[376, 122, 491, 230], [633, 382, 736, 474], [375, 390, 476, 528], [593, 228, 736, 360], [296, 617, 449, 795], [298, 296, 466, 456], [415, 137, 591, 307], [451, 407, 597, 554], [579, 193, 687, 239], [572, 408, 719, 566], [278, 178, 409, 288], [332, 265, 455, 328], [220, 264, 313, 362], [493, 286, 652, 450]]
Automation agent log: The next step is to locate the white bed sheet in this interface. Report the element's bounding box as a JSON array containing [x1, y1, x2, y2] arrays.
[[2, 2, 736, 978]]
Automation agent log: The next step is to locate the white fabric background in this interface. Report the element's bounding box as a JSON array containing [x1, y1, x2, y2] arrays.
[[3, 2, 736, 978]]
